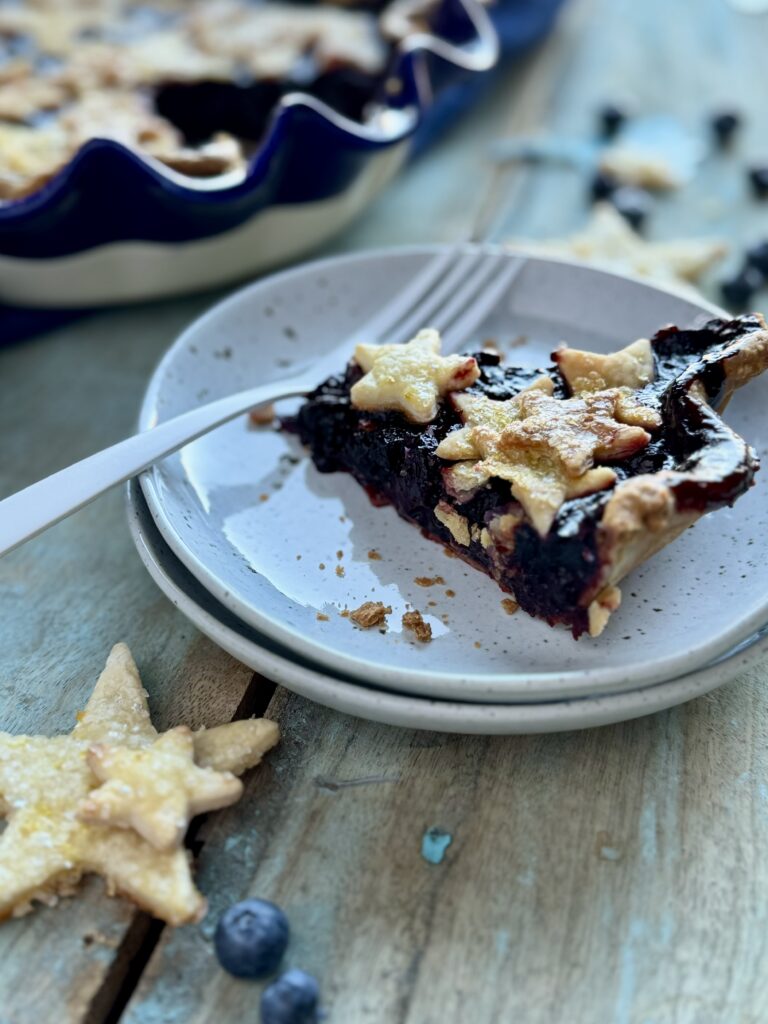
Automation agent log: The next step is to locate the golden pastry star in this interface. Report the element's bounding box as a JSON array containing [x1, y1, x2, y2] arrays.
[[437, 382, 660, 536], [79, 726, 243, 852], [554, 337, 655, 395], [350, 328, 480, 424], [0, 644, 279, 925], [510, 203, 726, 294]]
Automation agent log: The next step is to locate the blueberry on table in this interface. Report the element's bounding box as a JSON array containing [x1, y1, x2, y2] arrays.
[[710, 111, 741, 148], [589, 170, 618, 202], [720, 266, 764, 309], [598, 103, 626, 139], [261, 969, 321, 1024], [745, 241, 768, 275], [609, 186, 652, 231], [215, 898, 290, 979], [748, 167, 768, 198]]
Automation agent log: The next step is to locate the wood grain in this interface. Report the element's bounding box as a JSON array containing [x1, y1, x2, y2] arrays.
[[0, 304, 258, 1023], [2, 0, 768, 1019], [122, 674, 768, 1024]]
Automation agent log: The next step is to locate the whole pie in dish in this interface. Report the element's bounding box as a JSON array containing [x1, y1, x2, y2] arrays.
[[0, 0, 432, 200], [290, 314, 768, 638]]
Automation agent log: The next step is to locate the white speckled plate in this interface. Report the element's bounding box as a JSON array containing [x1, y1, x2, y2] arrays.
[[138, 245, 768, 703], [127, 480, 768, 734]]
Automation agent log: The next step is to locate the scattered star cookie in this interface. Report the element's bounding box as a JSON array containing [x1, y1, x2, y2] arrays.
[[0, 643, 279, 925], [79, 726, 244, 852], [510, 203, 727, 294], [350, 328, 479, 423]]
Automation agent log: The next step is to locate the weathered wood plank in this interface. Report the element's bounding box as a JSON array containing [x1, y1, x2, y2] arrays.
[[122, 670, 768, 1024], [0, 304, 259, 1023]]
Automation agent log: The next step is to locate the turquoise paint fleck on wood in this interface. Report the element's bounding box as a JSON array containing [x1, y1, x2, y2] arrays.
[[421, 828, 453, 865]]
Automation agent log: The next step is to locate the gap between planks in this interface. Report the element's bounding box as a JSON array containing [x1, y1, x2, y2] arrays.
[[81, 671, 279, 1024]]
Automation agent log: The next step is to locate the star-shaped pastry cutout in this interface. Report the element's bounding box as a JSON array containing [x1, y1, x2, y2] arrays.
[[79, 726, 243, 852], [510, 203, 726, 293], [436, 380, 660, 535], [553, 337, 655, 395], [350, 328, 480, 424], [0, 644, 279, 925]]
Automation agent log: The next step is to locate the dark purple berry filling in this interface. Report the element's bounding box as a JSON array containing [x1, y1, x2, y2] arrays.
[[287, 316, 762, 636]]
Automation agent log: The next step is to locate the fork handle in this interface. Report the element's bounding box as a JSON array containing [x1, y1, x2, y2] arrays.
[[0, 378, 309, 558]]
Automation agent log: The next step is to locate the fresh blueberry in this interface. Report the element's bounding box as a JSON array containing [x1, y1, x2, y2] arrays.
[[720, 266, 764, 309], [746, 240, 768, 275], [589, 170, 618, 202], [609, 186, 652, 231], [214, 898, 290, 979], [710, 111, 741, 149], [261, 968, 321, 1024], [748, 166, 768, 198], [598, 103, 626, 139]]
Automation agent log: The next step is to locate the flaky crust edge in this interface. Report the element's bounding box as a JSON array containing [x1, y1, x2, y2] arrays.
[[584, 316, 768, 635]]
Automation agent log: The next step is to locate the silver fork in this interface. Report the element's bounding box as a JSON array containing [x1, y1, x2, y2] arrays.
[[0, 245, 526, 557]]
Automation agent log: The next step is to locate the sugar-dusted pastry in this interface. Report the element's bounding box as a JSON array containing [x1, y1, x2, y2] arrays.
[[0, 644, 279, 924]]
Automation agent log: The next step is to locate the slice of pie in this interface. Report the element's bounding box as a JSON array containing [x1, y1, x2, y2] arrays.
[[289, 315, 768, 637]]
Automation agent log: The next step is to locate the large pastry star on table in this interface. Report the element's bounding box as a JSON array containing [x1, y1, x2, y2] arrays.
[[437, 378, 660, 535], [350, 328, 480, 423], [79, 725, 244, 852], [0, 644, 279, 925]]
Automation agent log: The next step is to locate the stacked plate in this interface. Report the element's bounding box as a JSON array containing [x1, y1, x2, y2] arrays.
[[129, 246, 768, 734]]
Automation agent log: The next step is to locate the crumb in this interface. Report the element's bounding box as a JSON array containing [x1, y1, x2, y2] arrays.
[[501, 598, 519, 615], [427, 600, 437, 607], [445, 589, 456, 598], [508, 335, 528, 349], [319, 563, 326, 570], [249, 404, 276, 425], [335, 565, 345, 578], [259, 494, 269, 502], [316, 613, 329, 622], [336, 550, 343, 560], [296, 555, 302, 560], [481, 338, 502, 354], [339, 515, 346, 523], [82, 930, 118, 949], [474, 641, 481, 649], [350, 601, 392, 628], [442, 547, 458, 559], [414, 576, 445, 587], [402, 610, 432, 643], [340, 609, 350, 618], [367, 549, 382, 561]]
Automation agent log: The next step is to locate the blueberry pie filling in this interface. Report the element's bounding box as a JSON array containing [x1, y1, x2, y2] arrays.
[[289, 314, 768, 637]]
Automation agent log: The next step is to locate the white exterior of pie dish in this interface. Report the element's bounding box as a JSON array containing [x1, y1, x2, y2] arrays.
[[138, 246, 768, 702], [127, 480, 768, 734], [0, 147, 407, 307]]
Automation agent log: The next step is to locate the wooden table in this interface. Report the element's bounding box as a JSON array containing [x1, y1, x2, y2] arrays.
[[3, 0, 768, 1020]]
